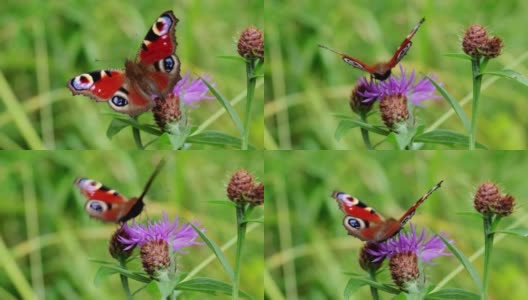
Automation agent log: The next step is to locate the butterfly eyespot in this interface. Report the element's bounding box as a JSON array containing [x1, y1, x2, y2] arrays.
[[157, 55, 179, 74], [71, 74, 94, 90], [85, 200, 110, 216], [152, 16, 172, 36], [343, 216, 368, 230], [111, 95, 128, 107]]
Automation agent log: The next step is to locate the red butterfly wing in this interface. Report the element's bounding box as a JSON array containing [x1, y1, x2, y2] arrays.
[[332, 191, 385, 223], [138, 11, 178, 65], [67, 70, 126, 103], [387, 18, 425, 68], [396, 180, 443, 228], [318, 44, 378, 74]]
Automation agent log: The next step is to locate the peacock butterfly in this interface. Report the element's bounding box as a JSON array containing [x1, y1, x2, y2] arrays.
[[67, 11, 181, 117], [74, 160, 166, 223], [319, 17, 425, 81], [331, 180, 443, 242]]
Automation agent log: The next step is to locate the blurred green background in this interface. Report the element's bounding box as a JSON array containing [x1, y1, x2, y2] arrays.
[[264, 151, 528, 299], [0, 151, 263, 299], [0, 0, 263, 149], [265, 0, 528, 149]]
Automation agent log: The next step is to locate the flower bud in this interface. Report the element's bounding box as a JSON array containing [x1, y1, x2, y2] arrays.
[[227, 169, 255, 203], [462, 24, 488, 57], [474, 181, 500, 215], [350, 80, 375, 115], [237, 26, 264, 61], [359, 242, 383, 272], [109, 225, 134, 260]]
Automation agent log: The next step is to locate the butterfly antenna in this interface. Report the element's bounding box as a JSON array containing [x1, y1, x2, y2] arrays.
[[318, 44, 345, 56], [138, 158, 166, 201]]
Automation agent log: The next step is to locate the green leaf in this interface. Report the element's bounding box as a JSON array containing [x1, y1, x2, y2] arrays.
[[176, 277, 253, 299], [494, 228, 528, 237], [189, 223, 234, 282], [94, 266, 151, 285], [334, 117, 390, 141], [438, 235, 482, 291], [106, 116, 163, 137], [343, 277, 367, 299], [443, 53, 472, 61], [106, 118, 130, 139], [187, 131, 254, 149], [414, 129, 487, 149], [200, 77, 244, 135], [425, 76, 471, 132], [342, 274, 400, 294], [480, 69, 528, 86], [426, 288, 480, 300], [217, 55, 248, 63]]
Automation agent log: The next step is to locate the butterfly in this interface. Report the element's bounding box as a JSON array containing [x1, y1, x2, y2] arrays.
[[74, 160, 166, 223], [67, 11, 181, 117], [331, 180, 443, 242], [319, 17, 425, 81]]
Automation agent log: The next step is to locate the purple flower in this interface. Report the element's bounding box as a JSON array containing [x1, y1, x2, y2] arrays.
[[358, 65, 440, 106], [172, 72, 215, 106], [119, 212, 203, 253], [368, 223, 452, 264]]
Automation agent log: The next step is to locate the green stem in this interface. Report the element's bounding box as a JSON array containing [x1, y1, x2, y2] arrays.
[[368, 268, 379, 300], [119, 258, 133, 300], [481, 215, 494, 300], [233, 203, 248, 300], [242, 60, 257, 150], [131, 116, 144, 149], [360, 113, 372, 149], [469, 58, 482, 150]]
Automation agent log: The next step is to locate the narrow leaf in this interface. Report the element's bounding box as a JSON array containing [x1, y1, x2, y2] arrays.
[[494, 228, 528, 237], [426, 288, 480, 300], [187, 131, 255, 149], [414, 129, 487, 149], [176, 277, 253, 299], [480, 69, 528, 86], [106, 118, 130, 138], [334, 118, 390, 140], [443, 53, 472, 61], [438, 235, 482, 291], [425, 76, 470, 132], [200, 78, 244, 134], [189, 223, 234, 282]]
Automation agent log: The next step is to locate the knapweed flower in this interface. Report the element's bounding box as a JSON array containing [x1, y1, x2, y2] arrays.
[[119, 212, 203, 276], [358, 65, 440, 106], [474, 181, 515, 217], [356, 66, 440, 129], [462, 24, 503, 59], [153, 72, 214, 131], [367, 223, 452, 264]]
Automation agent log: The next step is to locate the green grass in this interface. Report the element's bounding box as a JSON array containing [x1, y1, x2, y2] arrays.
[[0, 151, 263, 299], [0, 1, 263, 149], [264, 151, 528, 299], [265, 0, 528, 149]]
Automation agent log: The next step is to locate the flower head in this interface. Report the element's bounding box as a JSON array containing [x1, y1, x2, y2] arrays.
[[153, 73, 214, 131], [119, 212, 203, 253], [349, 78, 376, 115], [474, 181, 515, 217], [367, 224, 452, 264], [358, 65, 440, 106]]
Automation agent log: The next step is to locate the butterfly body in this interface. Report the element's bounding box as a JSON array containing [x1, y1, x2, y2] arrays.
[[67, 11, 181, 116], [74, 160, 166, 223], [332, 180, 443, 242], [319, 17, 425, 81]]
